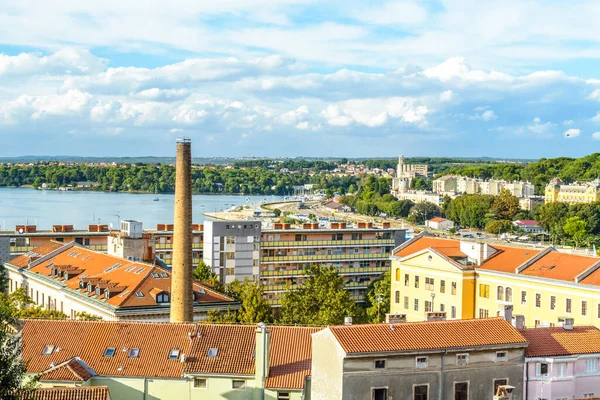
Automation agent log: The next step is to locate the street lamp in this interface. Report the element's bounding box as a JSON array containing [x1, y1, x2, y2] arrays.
[[430, 293, 436, 311]]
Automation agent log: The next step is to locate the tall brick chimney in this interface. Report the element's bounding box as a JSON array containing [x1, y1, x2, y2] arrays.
[[170, 138, 193, 323]]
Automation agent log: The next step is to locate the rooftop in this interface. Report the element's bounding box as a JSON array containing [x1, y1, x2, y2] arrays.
[[328, 318, 527, 354], [22, 387, 110, 400], [521, 326, 600, 357]]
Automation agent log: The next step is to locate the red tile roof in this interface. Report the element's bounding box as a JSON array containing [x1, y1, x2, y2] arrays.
[[394, 236, 465, 259], [521, 326, 600, 357], [514, 220, 539, 226], [480, 246, 540, 273], [428, 217, 447, 223], [328, 318, 528, 354], [39, 358, 94, 382], [267, 326, 321, 389], [9, 242, 64, 268], [22, 387, 110, 400], [519, 252, 598, 282]]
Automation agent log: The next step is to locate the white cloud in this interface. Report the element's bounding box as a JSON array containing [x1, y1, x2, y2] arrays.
[[280, 105, 309, 125], [564, 128, 581, 138], [0, 48, 107, 78], [593, 132, 600, 140], [563, 119, 574, 125], [133, 88, 190, 102], [589, 89, 600, 101], [295, 121, 309, 130], [470, 108, 497, 121], [439, 90, 455, 102], [321, 97, 428, 127], [170, 128, 183, 133], [352, 1, 428, 26]]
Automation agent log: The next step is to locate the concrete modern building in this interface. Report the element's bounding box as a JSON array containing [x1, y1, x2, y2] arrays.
[[311, 318, 527, 400], [4, 241, 236, 322], [521, 325, 600, 400], [391, 155, 428, 196], [203, 220, 261, 283], [432, 175, 535, 198], [260, 222, 405, 305], [545, 177, 600, 204], [425, 217, 454, 231], [389, 233, 600, 328], [22, 319, 319, 400]]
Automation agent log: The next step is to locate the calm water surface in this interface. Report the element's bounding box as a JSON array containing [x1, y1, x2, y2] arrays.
[[0, 188, 283, 230]]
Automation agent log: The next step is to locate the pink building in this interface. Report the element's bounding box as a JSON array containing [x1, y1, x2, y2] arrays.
[[522, 325, 600, 400]]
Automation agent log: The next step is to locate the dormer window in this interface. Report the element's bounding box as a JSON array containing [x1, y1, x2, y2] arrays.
[[156, 293, 170, 303], [104, 289, 110, 299], [95, 287, 101, 296], [87, 282, 93, 292], [79, 281, 85, 289], [63, 273, 68, 281]]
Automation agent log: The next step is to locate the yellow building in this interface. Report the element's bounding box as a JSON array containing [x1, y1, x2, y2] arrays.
[[544, 177, 600, 204], [390, 234, 600, 328]]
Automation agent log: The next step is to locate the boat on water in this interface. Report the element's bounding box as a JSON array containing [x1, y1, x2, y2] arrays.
[[153, 197, 159, 201]]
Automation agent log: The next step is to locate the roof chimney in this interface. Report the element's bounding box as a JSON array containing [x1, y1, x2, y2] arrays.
[[170, 138, 193, 323], [513, 315, 525, 330], [563, 318, 574, 330]]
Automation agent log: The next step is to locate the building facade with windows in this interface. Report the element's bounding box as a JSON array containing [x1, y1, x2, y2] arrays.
[[521, 326, 600, 400], [311, 318, 527, 400], [389, 234, 600, 329], [22, 319, 318, 400], [545, 177, 600, 204]]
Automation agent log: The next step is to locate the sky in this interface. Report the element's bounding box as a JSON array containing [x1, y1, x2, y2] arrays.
[[2, 1, 600, 158]]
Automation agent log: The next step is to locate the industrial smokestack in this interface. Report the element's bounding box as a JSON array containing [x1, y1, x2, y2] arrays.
[[170, 138, 193, 323]]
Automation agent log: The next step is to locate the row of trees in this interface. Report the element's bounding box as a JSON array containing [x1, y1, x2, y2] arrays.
[[534, 202, 600, 247]]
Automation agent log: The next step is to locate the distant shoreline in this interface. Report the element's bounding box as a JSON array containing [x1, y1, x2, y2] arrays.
[[0, 186, 275, 197]]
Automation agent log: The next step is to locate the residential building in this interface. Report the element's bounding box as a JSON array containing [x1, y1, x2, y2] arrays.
[[311, 318, 527, 400], [432, 175, 535, 198], [518, 196, 544, 211], [389, 233, 600, 329], [392, 190, 443, 204], [260, 222, 405, 305], [22, 319, 319, 400], [512, 220, 546, 234], [24, 387, 111, 400], [521, 325, 600, 400], [545, 177, 600, 204], [4, 241, 236, 322], [391, 155, 428, 195], [425, 217, 455, 230], [203, 220, 261, 283]]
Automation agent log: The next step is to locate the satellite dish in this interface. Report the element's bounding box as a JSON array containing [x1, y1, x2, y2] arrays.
[[18, 228, 23, 234]]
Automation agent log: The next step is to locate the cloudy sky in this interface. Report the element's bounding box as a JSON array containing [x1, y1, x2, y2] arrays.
[[2, 0, 600, 158]]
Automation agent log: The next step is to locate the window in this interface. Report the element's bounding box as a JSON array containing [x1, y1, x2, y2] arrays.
[[585, 358, 599, 373], [582, 301, 588, 316], [440, 280, 445, 293], [414, 384, 428, 400], [479, 309, 489, 319], [372, 388, 387, 400], [550, 296, 556, 310], [479, 284, 489, 298], [232, 380, 246, 390], [104, 347, 116, 357], [424, 301, 432, 312], [505, 287, 512, 302], [451, 282, 457, 295], [416, 356, 428, 368], [454, 382, 468, 400], [496, 351, 508, 362], [404, 296, 409, 309], [207, 348, 218, 357], [535, 293, 541, 308], [415, 276, 419, 288], [456, 353, 469, 366], [556, 363, 567, 377], [598, 303, 600, 318], [583, 394, 596, 399], [157, 293, 170, 303], [451, 306, 456, 319], [128, 348, 140, 358], [374, 360, 386, 369], [536, 362, 549, 377], [395, 269, 400, 281], [493, 379, 508, 394], [566, 298, 572, 313], [414, 299, 419, 311], [193, 378, 207, 388], [42, 345, 55, 355], [425, 277, 434, 291], [168, 349, 180, 360], [404, 274, 409, 286], [277, 392, 290, 400], [395, 291, 400, 304], [497, 286, 504, 301], [135, 292, 144, 298], [521, 290, 527, 305], [440, 304, 445, 312]]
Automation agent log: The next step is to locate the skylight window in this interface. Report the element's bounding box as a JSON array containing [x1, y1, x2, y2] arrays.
[[68, 251, 76, 256], [128, 348, 140, 358], [135, 268, 146, 274], [198, 289, 206, 295], [160, 273, 168, 278], [125, 265, 136, 272], [152, 273, 159, 278], [168, 349, 180, 360], [135, 292, 144, 298], [104, 347, 116, 357], [207, 348, 218, 357], [42, 345, 55, 355]]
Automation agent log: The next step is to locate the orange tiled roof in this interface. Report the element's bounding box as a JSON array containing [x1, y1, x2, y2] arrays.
[[479, 245, 540, 273], [9, 242, 64, 268], [521, 326, 600, 357], [39, 358, 94, 382], [22, 387, 110, 400], [266, 326, 321, 390], [580, 267, 600, 286], [428, 217, 447, 223], [17, 244, 233, 309], [394, 236, 464, 258], [328, 318, 528, 354], [22, 320, 196, 378], [519, 252, 598, 282]]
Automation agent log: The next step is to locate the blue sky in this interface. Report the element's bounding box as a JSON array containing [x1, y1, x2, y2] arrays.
[[2, 0, 600, 158]]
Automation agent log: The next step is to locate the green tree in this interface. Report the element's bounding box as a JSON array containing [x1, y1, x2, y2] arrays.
[[234, 279, 272, 323], [485, 219, 513, 235], [563, 216, 587, 248], [272, 208, 282, 217], [408, 202, 442, 224], [535, 202, 569, 244], [490, 189, 521, 221], [74, 311, 102, 321], [278, 265, 357, 325], [363, 271, 390, 323], [193, 261, 214, 282]]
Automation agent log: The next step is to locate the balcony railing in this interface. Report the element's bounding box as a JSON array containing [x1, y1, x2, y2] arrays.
[[155, 243, 202, 249], [260, 238, 395, 248], [261, 252, 390, 263], [260, 266, 388, 277], [88, 244, 108, 251], [10, 246, 36, 253]]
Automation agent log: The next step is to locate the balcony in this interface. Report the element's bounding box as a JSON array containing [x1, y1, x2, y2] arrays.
[[10, 246, 36, 253], [260, 265, 388, 277], [155, 243, 202, 249], [87, 244, 108, 251], [260, 238, 395, 248], [261, 252, 390, 263]]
